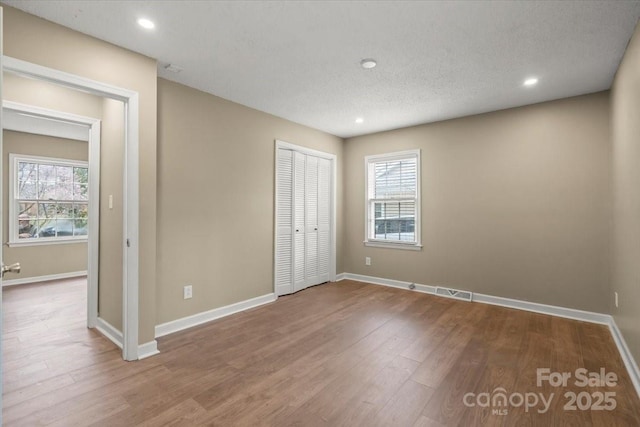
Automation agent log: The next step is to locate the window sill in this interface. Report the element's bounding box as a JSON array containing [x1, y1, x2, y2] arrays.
[[8, 238, 88, 248], [363, 240, 423, 251]]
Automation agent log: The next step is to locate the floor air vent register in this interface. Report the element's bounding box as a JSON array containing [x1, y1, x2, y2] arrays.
[[434, 286, 473, 302]]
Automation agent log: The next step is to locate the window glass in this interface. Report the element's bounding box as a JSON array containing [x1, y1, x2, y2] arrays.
[[365, 151, 420, 248], [12, 155, 89, 243]]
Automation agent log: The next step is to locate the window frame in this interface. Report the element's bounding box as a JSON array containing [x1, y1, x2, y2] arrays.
[[9, 153, 89, 247], [364, 149, 422, 250]]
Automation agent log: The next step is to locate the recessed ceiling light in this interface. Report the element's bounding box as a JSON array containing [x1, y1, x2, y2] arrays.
[[355, 117, 364, 124], [523, 77, 538, 87], [137, 18, 155, 29], [360, 59, 377, 69]]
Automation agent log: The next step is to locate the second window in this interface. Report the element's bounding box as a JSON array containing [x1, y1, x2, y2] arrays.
[[365, 149, 421, 249]]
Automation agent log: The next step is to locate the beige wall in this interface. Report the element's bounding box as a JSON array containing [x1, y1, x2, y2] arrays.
[[344, 92, 611, 313], [156, 79, 343, 324], [4, 72, 104, 118], [611, 22, 640, 364], [3, 5, 159, 343], [2, 131, 87, 279]]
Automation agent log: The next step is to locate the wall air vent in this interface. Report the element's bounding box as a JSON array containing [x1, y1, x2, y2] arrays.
[[434, 286, 473, 302]]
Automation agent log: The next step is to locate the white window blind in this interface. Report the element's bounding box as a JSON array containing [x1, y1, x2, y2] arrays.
[[9, 154, 89, 245], [365, 150, 421, 249]]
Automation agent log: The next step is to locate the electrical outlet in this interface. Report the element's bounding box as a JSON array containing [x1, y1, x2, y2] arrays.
[[365, 256, 371, 266], [184, 285, 193, 300], [615, 292, 619, 308]]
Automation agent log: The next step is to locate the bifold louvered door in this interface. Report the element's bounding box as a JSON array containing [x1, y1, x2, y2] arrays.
[[275, 146, 331, 296]]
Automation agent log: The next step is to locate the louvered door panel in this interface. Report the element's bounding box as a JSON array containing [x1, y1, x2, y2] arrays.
[[317, 157, 331, 281], [293, 152, 306, 292], [275, 149, 294, 295], [305, 155, 319, 282]]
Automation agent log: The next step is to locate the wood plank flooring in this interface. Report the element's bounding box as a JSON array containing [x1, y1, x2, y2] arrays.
[[3, 278, 640, 426]]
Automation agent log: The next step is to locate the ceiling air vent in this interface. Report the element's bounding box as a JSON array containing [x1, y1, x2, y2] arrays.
[[434, 286, 473, 302], [164, 64, 183, 73]]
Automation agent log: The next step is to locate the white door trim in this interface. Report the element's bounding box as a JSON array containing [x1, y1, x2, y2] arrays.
[[1, 10, 6, 423], [3, 56, 140, 361], [2, 101, 101, 328], [274, 140, 337, 296]]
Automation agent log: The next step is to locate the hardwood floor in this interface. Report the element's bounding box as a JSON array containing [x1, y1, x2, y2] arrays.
[[3, 279, 640, 426]]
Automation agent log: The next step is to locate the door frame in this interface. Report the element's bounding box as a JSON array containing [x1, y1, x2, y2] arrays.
[[3, 100, 101, 329], [274, 139, 337, 296], [3, 56, 141, 361]]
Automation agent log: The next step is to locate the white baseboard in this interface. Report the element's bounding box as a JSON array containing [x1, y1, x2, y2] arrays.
[[472, 293, 611, 324], [2, 270, 87, 287], [138, 340, 160, 360], [96, 318, 159, 360], [95, 317, 123, 349], [340, 272, 639, 399], [341, 273, 608, 324], [155, 293, 277, 338], [335, 273, 346, 282], [609, 319, 640, 398], [342, 272, 436, 294]]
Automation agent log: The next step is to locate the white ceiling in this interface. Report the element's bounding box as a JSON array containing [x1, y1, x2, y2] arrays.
[[6, 1, 640, 138]]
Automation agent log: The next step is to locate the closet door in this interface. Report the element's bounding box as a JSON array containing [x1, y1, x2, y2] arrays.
[[275, 144, 333, 296], [293, 151, 307, 293], [274, 149, 294, 295]]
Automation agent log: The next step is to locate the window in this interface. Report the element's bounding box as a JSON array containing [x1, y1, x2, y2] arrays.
[[9, 154, 89, 246], [365, 150, 421, 250]]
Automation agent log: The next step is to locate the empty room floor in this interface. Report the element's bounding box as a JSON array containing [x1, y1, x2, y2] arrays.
[[3, 279, 639, 426]]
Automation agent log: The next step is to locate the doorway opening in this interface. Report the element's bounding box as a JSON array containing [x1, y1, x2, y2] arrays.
[[2, 56, 141, 361], [3, 100, 100, 329]]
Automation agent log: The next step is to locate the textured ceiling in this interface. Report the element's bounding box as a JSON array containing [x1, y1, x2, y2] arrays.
[[5, 1, 640, 138]]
